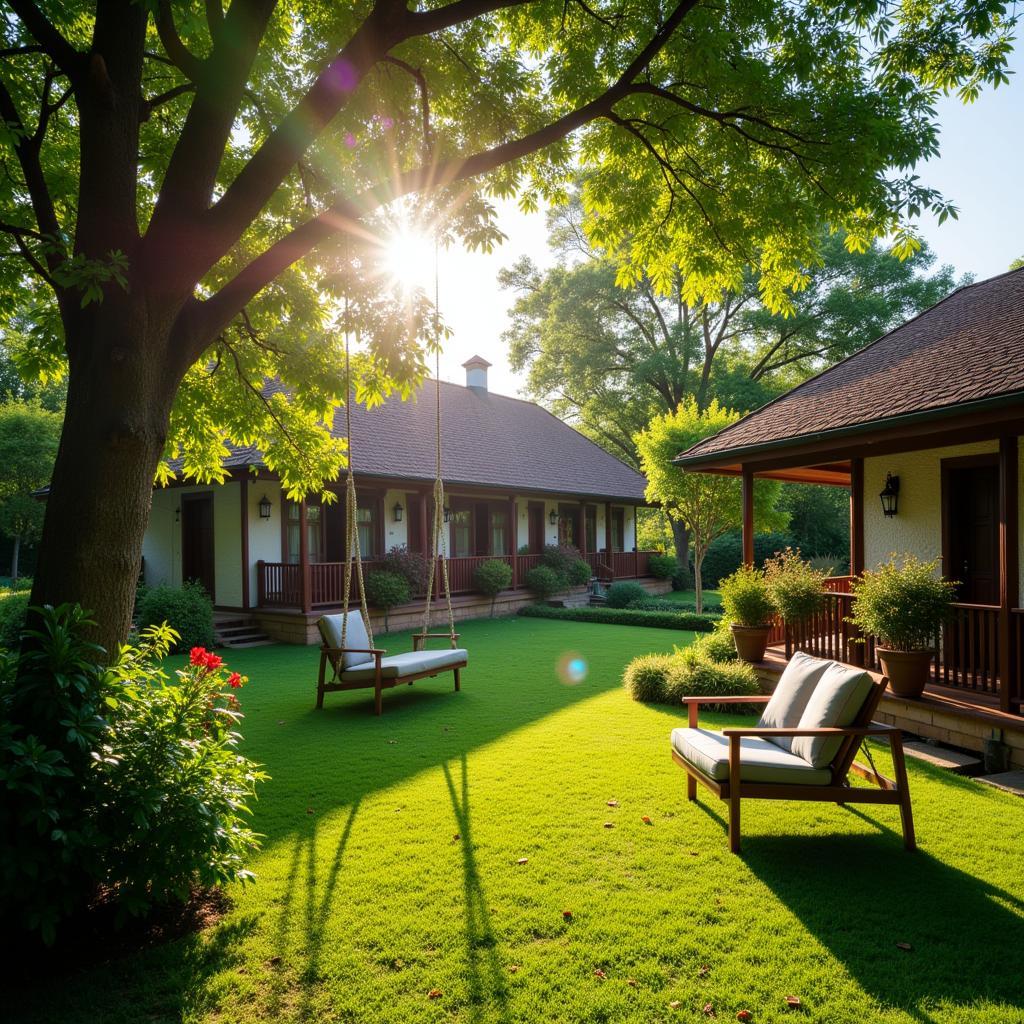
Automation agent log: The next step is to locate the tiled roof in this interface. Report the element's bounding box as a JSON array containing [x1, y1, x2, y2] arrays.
[[677, 267, 1024, 465], [219, 380, 648, 502]]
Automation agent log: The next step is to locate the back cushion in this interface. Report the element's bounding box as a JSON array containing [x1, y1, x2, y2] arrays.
[[791, 662, 875, 768], [758, 652, 832, 753], [318, 612, 371, 669]]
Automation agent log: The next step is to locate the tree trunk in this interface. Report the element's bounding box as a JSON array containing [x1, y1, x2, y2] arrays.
[[10, 535, 20, 582], [29, 305, 181, 654], [693, 545, 705, 614], [667, 514, 690, 579]]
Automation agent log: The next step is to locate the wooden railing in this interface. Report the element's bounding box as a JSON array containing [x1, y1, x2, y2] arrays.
[[257, 551, 659, 610], [939, 602, 1000, 694]]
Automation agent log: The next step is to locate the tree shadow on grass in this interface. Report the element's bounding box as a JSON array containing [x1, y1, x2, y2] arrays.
[[744, 834, 1024, 1022], [443, 753, 510, 1022]]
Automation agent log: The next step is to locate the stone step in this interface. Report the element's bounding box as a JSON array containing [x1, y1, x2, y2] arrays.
[[902, 740, 983, 775], [976, 771, 1024, 796], [224, 638, 276, 649]]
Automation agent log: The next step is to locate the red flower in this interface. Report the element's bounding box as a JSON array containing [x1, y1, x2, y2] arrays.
[[227, 672, 243, 689], [203, 652, 223, 672], [190, 646, 208, 666]]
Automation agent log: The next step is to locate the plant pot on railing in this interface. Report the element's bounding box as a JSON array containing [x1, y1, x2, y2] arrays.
[[847, 555, 957, 700], [720, 565, 775, 663]]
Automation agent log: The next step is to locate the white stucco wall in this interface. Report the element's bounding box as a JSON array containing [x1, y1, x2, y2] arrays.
[[863, 437, 1024, 594]]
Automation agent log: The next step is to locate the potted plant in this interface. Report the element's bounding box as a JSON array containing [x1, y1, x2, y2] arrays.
[[847, 554, 957, 698], [720, 564, 775, 662], [764, 548, 828, 635]]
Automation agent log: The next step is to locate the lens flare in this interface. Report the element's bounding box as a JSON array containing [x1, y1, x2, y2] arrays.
[[557, 651, 588, 686], [382, 226, 435, 293]]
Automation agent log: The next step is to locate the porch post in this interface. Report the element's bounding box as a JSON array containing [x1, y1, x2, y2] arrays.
[[633, 507, 639, 577], [605, 502, 612, 558], [578, 499, 587, 557], [998, 435, 1018, 712], [849, 457, 864, 577], [240, 475, 250, 609], [741, 466, 754, 566], [299, 497, 312, 614], [419, 491, 429, 557], [509, 496, 518, 588]]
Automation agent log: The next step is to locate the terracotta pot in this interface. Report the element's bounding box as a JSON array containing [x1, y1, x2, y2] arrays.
[[731, 623, 771, 663], [877, 648, 932, 699]]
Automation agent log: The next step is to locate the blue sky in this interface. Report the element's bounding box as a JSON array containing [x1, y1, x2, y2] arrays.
[[429, 49, 1024, 397]]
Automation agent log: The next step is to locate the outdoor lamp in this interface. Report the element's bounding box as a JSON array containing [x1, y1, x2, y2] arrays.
[[258, 494, 272, 520], [393, 501, 404, 522], [879, 473, 900, 518], [549, 509, 559, 526]]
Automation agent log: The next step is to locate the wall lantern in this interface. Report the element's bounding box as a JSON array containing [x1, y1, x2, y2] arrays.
[[549, 508, 559, 526], [879, 473, 900, 518], [258, 494, 273, 520], [393, 501, 404, 523], [443, 506, 453, 523]]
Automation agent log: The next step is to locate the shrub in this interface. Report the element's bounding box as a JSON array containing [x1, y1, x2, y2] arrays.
[[764, 548, 828, 625], [679, 621, 739, 667], [540, 544, 582, 577], [849, 554, 956, 652], [525, 565, 564, 600], [0, 606, 266, 943], [700, 530, 793, 588], [517, 544, 531, 556], [567, 558, 592, 588], [364, 570, 411, 631], [474, 558, 513, 615], [0, 588, 29, 648], [648, 553, 678, 579], [671, 562, 693, 591], [605, 581, 648, 608], [380, 545, 431, 593], [518, 604, 717, 632], [720, 565, 774, 627], [665, 658, 760, 709], [622, 653, 680, 703], [135, 580, 214, 652]]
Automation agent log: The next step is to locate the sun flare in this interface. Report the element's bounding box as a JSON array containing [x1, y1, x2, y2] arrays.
[[382, 227, 436, 292]]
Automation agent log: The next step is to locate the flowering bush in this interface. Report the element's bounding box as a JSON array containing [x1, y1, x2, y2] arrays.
[[0, 605, 266, 943]]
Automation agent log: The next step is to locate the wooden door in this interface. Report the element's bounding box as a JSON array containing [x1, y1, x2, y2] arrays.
[[528, 502, 545, 553], [181, 493, 215, 598], [945, 462, 999, 603], [557, 503, 579, 549]]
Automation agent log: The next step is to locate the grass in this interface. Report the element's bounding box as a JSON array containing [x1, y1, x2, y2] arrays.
[[653, 589, 723, 610], [11, 617, 1024, 1024]]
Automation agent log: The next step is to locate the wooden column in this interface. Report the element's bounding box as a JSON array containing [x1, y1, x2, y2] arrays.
[[741, 467, 755, 567], [299, 497, 311, 614], [849, 457, 865, 577], [509, 497, 518, 588], [240, 475, 250, 609], [578, 500, 587, 557], [998, 435, 1019, 712], [633, 507, 639, 577]]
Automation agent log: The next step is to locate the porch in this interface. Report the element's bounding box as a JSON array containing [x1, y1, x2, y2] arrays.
[[255, 549, 659, 612]]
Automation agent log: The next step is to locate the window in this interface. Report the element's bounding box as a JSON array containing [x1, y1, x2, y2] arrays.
[[286, 502, 323, 563], [450, 507, 472, 557], [356, 505, 376, 559], [490, 508, 508, 555]]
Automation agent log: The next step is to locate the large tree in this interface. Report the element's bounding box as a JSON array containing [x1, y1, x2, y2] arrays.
[[0, 0, 1011, 648]]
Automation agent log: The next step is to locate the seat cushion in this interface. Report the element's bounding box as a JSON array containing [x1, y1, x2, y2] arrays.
[[318, 613, 371, 670], [791, 661, 875, 768], [671, 727, 831, 785], [341, 648, 468, 683], [757, 651, 833, 753]]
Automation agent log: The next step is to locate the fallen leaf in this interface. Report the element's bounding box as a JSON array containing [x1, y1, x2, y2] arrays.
[[517, 857, 529, 864], [305, 808, 314, 815], [277, 720, 285, 725], [594, 968, 607, 980], [603, 821, 615, 829], [737, 1011, 752, 1022], [668, 1001, 681, 1010], [267, 955, 282, 966], [896, 942, 913, 951], [607, 799, 619, 807], [562, 910, 573, 921], [697, 965, 711, 978], [641, 815, 653, 825], [703, 1003, 717, 1017], [386, 739, 397, 745], [785, 995, 802, 1009], [626, 979, 638, 987], [428, 988, 442, 999], [452, 833, 460, 841], [508, 965, 520, 974]]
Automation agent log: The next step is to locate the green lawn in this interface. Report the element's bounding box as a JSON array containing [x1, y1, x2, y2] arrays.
[[14, 617, 1024, 1024], [655, 588, 722, 610]]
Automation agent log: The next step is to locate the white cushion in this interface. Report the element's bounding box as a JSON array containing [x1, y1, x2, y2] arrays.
[[318, 612, 371, 670], [758, 651, 833, 753], [791, 661, 875, 768], [671, 727, 831, 785], [342, 648, 468, 683]]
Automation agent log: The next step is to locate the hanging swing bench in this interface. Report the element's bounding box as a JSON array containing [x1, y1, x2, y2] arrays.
[[315, 267, 467, 715]]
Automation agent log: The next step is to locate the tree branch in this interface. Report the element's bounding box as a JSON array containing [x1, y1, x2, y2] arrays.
[[155, 0, 204, 82], [5, 0, 83, 79]]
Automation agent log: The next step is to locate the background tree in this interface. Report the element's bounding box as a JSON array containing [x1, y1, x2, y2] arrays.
[[0, 0, 1011, 647], [0, 401, 62, 580], [635, 400, 785, 612]]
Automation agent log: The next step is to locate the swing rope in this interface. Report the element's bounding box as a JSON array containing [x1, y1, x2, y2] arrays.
[[340, 296, 374, 656], [421, 236, 456, 643]]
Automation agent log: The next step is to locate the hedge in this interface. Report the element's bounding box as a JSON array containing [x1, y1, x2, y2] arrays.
[[518, 604, 717, 632]]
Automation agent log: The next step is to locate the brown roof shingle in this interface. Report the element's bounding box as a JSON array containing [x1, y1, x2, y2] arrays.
[[676, 267, 1024, 465], [221, 380, 648, 502]]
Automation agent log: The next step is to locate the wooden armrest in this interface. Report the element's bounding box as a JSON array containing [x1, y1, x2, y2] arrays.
[[681, 695, 771, 705], [321, 646, 385, 658], [722, 724, 897, 738]]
